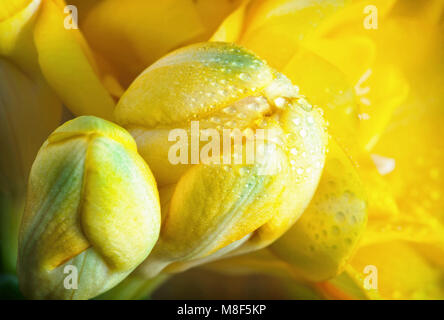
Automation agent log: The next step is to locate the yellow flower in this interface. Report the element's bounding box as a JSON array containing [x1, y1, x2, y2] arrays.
[[212, 0, 408, 152], [68, 0, 243, 88], [17, 116, 161, 299], [2, 0, 443, 300], [201, 0, 444, 300], [114, 42, 328, 277]]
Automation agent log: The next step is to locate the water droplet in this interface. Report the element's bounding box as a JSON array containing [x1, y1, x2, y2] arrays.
[[332, 226, 340, 235], [226, 120, 237, 127], [239, 73, 250, 81], [210, 116, 221, 124], [350, 215, 358, 224], [274, 97, 286, 108], [336, 211, 345, 222], [223, 106, 236, 114]]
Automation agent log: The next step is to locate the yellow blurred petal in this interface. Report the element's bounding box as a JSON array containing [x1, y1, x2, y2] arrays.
[[372, 19, 444, 223], [357, 65, 409, 151], [350, 241, 444, 299], [193, 0, 244, 40], [239, 22, 302, 70], [0, 0, 41, 73], [238, 0, 350, 70], [211, 1, 248, 42], [362, 217, 444, 249], [80, 0, 205, 87], [319, 265, 380, 299], [312, 0, 396, 38], [283, 46, 360, 156], [270, 139, 367, 281], [0, 0, 31, 20], [390, 0, 444, 25], [303, 36, 376, 84], [356, 154, 399, 220], [242, 0, 349, 41], [33, 0, 115, 119]]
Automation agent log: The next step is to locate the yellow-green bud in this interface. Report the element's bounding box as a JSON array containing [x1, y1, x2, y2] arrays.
[[18, 116, 161, 300], [115, 42, 327, 276]]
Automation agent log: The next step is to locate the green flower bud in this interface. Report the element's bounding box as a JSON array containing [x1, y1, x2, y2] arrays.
[[18, 116, 161, 300]]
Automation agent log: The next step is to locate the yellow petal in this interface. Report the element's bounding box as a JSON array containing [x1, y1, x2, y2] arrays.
[[356, 154, 399, 220], [303, 36, 376, 84], [211, 1, 248, 42], [237, 0, 350, 70], [357, 65, 409, 151], [79, 0, 205, 87], [282, 46, 360, 156], [0, 0, 41, 73], [116, 42, 275, 129], [193, 0, 244, 40], [350, 241, 444, 299], [270, 138, 367, 281], [81, 134, 160, 271], [33, 0, 115, 119], [319, 265, 380, 299], [311, 0, 396, 38], [241, 0, 349, 42], [141, 142, 289, 275]]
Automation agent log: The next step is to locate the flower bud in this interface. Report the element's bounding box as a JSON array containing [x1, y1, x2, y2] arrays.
[[115, 42, 327, 276], [18, 116, 161, 299]]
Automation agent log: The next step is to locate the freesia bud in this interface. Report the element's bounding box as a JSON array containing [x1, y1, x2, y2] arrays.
[[115, 42, 327, 277], [18, 116, 161, 299]]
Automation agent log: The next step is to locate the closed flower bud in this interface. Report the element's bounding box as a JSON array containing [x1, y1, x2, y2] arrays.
[[18, 116, 161, 300], [115, 42, 327, 277]]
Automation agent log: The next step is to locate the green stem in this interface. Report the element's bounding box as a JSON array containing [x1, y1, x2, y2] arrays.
[[0, 193, 24, 274]]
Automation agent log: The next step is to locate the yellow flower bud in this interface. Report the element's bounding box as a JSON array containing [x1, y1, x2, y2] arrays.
[[17, 116, 161, 300], [115, 42, 327, 277]]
